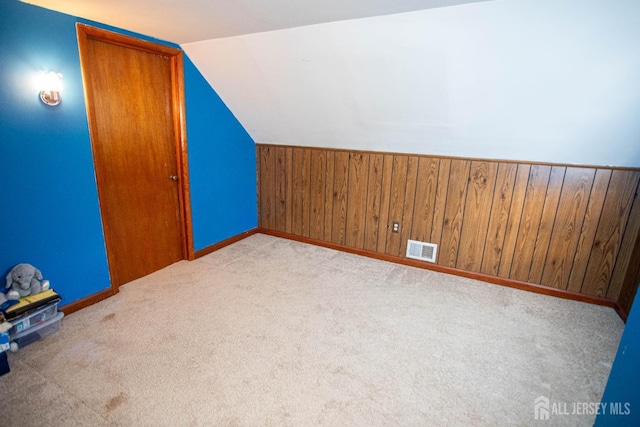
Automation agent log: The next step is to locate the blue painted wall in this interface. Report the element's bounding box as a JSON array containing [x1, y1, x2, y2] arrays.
[[184, 55, 257, 249], [0, 1, 256, 305], [596, 293, 640, 426]]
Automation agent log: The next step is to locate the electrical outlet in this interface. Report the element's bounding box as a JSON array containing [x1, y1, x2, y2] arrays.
[[392, 221, 400, 233]]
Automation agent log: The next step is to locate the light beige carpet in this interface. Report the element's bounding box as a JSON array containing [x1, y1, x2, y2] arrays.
[[0, 234, 624, 426]]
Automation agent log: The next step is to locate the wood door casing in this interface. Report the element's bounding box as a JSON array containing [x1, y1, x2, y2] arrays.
[[77, 24, 193, 290]]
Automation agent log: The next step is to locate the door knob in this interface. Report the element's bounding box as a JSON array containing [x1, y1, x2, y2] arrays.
[[169, 175, 178, 181]]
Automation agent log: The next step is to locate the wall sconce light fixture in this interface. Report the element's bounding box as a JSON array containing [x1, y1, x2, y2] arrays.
[[39, 71, 63, 106]]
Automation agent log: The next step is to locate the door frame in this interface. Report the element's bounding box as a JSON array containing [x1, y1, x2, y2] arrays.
[[76, 23, 194, 292]]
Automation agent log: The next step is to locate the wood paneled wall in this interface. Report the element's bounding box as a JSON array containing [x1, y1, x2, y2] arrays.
[[257, 144, 640, 307]]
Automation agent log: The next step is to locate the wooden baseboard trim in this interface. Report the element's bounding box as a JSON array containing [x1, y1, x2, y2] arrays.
[[60, 229, 258, 316], [257, 228, 618, 310], [614, 303, 629, 323], [193, 228, 259, 259], [59, 288, 116, 316], [59, 228, 622, 319]]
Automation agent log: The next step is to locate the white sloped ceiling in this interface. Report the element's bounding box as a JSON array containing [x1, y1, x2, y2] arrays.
[[183, 0, 640, 167], [21, 0, 493, 43]]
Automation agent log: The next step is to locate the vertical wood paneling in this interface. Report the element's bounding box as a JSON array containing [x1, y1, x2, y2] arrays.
[[258, 146, 276, 229], [398, 156, 420, 257], [540, 168, 595, 289], [608, 182, 640, 300], [309, 149, 326, 240], [291, 148, 305, 236], [331, 151, 349, 245], [497, 164, 530, 278], [363, 154, 385, 252], [439, 159, 471, 267], [301, 148, 311, 237], [345, 152, 369, 248], [285, 147, 293, 234], [617, 231, 640, 314], [581, 171, 639, 297], [567, 169, 611, 292], [510, 165, 551, 282], [481, 163, 518, 276], [323, 150, 334, 242], [430, 159, 451, 251], [257, 145, 640, 305], [528, 166, 566, 283], [457, 161, 498, 272], [274, 146, 287, 232], [376, 154, 394, 254], [623, 263, 640, 314], [410, 157, 440, 243], [386, 156, 409, 256]]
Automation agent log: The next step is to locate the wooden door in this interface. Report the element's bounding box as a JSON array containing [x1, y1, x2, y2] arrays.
[[77, 24, 192, 290]]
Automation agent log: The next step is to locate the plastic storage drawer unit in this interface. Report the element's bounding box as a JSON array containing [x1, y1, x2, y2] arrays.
[[10, 302, 59, 334], [10, 312, 64, 349]]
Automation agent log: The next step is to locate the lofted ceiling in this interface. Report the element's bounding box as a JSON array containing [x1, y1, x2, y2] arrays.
[[21, 0, 492, 44]]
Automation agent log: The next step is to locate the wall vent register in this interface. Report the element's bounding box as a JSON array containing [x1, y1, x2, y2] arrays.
[[406, 240, 438, 263]]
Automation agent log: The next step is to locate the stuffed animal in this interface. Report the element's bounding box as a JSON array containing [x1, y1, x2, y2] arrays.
[[0, 318, 12, 334], [5, 264, 49, 299]]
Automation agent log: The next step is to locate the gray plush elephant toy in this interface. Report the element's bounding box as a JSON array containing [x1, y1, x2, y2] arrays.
[[5, 263, 49, 300]]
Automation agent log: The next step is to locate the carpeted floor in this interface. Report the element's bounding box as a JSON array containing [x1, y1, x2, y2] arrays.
[[0, 234, 624, 426]]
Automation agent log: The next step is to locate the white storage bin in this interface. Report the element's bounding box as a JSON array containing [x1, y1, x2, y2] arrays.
[[10, 312, 64, 349], [10, 302, 59, 334]]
